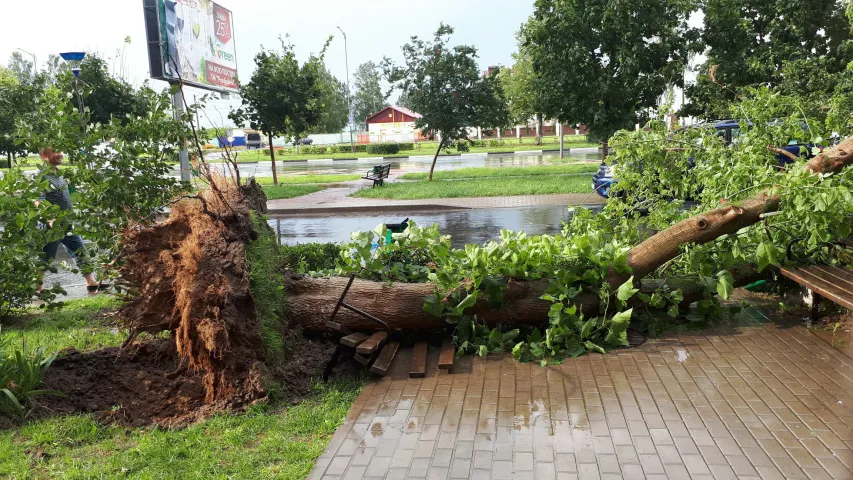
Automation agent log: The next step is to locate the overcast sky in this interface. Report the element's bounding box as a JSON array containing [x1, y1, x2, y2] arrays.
[[1, 0, 535, 126]]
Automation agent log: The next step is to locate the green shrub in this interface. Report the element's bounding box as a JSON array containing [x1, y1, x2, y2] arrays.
[[301, 146, 327, 155], [280, 243, 341, 273], [487, 139, 504, 148], [276, 149, 287, 156], [262, 148, 271, 156], [0, 332, 64, 419], [397, 142, 414, 151], [332, 144, 367, 153], [366, 143, 401, 155]]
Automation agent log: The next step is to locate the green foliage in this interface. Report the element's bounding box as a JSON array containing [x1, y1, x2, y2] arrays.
[[280, 242, 341, 273], [397, 163, 598, 181], [500, 46, 544, 130], [522, 0, 700, 144], [247, 213, 288, 365], [383, 24, 509, 177], [312, 63, 350, 134], [58, 54, 151, 126], [683, 0, 852, 119], [0, 332, 64, 419], [366, 143, 401, 155], [353, 61, 389, 129], [300, 146, 328, 155], [261, 184, 321, 200]]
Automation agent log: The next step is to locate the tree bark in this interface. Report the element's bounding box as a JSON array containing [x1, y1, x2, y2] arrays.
[[268, 133, 278, 186], [536, 114, 543, 146], [601, 140, 609, 160], [428, 138, 444, 181]]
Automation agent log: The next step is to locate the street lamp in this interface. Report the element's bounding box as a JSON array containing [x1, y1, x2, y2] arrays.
[[337, 26, 355, 153], [60, 52, 87, 126]]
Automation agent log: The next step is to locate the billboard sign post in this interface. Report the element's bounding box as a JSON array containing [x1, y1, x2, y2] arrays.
[[143, 0, 239, 181]]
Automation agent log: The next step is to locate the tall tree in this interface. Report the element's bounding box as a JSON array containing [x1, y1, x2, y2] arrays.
[[313, 65, 350, 133], [231, 37, 330, 185], [683, 0, 852, 119], [7, 52, 34, 84], [522, 0, 700, 157], [384, 24, 506, 180], [58, 54, 147, 126], [42, 54, 68, 85], [352, 61, 387, 129], [500, 47, 546, 144], [0, 70, 44, 166]]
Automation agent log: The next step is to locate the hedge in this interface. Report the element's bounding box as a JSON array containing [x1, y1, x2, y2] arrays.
[[366, 143, 401, 155]]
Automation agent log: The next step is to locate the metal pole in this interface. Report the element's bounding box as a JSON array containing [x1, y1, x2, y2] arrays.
[[338, 26, 355, 153], [172, 89, 191, 182]]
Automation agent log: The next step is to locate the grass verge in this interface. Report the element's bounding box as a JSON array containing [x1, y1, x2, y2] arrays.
[[0, 379, 362, 479], [262, 184, 322, 200], [398, 163, 598, 181], [352, 175, 594, 200], [254, 174, 360, 185]]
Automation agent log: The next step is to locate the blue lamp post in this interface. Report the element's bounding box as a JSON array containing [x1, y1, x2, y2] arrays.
[[60, 52, 87, 126]]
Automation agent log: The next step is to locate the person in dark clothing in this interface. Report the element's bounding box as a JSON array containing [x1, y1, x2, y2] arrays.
[[36, 147, 103, 292]]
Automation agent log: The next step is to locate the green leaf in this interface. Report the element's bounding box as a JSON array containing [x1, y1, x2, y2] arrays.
[[605, 309, 632, 345], [456, 291, 478, 311], [667, 304, 680, 317], [512, 341, 526, 359], [616, 276, 638, 302], [423, 294, 445, 318], [580, 317, 596, 339], [502, 329, 520, 343], [477, 345, 488, 357], [584, 341, 606, 354], [716, 270, 734, 300]]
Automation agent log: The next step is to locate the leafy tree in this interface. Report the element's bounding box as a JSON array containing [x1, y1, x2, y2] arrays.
[[7, 52, 34, 84], [395, 89, 413, 110], [352, 61, 387, 129], [683, 0, 852, 119], [477, 73, 512, 137], [313, 65, 349, 133], [384, 24, 507, 180], [56, 54, 149, 126], [41, 54, 68, 86], [231, 37, 330, 185], [0, 72, 44, 167], [500, 47, 545, 144], [522, 0, 700, 157]]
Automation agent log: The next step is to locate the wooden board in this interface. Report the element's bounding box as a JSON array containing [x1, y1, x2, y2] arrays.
[[780, 267, 853, 311], [356, 331, 388, 356], [807, 265, 853, 291], [410, 342, 428, 378], [438, 339, 455, 372], [325, 321, 352, 335], [370, 341, 400, 376], [354, 353, 374, 366], [340, 332, 369, 348]]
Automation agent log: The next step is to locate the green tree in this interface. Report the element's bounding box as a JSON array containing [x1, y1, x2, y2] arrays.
[[58, 54, 148, 126], [522, 0, 700, 157], [0, 71, 44, 167], [500, 48, 545, 144], [683, 0, 852, 119], [313, 65, 350, 133], [231, 37, 330, 185], [384, 24, 507, 180], [7, 52, 34, 84], [352, 61, 387, 129]]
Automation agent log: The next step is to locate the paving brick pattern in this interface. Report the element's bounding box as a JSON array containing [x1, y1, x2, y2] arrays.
[[310, 304, 853, 479]]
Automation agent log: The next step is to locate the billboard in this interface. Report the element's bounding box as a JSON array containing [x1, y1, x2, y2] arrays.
[[143, 0, 238, 92]]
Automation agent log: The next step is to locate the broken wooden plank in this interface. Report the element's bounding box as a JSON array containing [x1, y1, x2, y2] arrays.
[[356, 331, 389, 356], [370, 341, 400, 376], [325, 321, 352, 335], [410, 341, 428, 378], [354, 353, 374, 366], [438, 338, 455, 372], [340, 332, 369, 348]]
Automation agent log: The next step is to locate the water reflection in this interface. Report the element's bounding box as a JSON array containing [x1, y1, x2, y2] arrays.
[[268, 205, 603, 248]]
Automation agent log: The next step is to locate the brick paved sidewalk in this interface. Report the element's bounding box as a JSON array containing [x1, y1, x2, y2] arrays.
[[267, 187, 605, 214], [310, 302, 853, 479]]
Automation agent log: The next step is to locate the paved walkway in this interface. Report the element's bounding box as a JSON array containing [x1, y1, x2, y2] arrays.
[[310, 297, 853, 479], [267, 187, 605, 214]]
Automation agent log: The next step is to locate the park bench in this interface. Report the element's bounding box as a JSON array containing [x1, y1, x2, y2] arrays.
[[779, 265, 853, 321], [322, 273, 456, 379], [362, 164, 391, 187]]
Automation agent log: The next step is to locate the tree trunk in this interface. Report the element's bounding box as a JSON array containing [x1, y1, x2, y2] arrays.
[[536, 114, 543, 146], [268, 134, 278, 186], [285, 274, 599, 333], [559, 123, 564, 159], [601, 140, 609, 160], [5, 152, 10, 169], [428, 139, 444, 181]]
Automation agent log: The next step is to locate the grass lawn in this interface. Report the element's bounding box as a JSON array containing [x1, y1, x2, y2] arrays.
[[398, 163, 599, 181], [262, 184, 323, 200], [254, 174, 360, 185], [0, 297, 363, 480], [352, 175, 593, 200]]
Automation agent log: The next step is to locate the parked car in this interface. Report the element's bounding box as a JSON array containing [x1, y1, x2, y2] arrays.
[[591, 120, 821, 199], [293, 137, 313, 146], [246, 132, 265, 149]]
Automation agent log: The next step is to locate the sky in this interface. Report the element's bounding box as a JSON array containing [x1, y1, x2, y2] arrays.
[[1, 0, 535, 128]]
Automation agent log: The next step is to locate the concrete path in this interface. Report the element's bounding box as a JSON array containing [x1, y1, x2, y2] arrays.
[[310, 294, 853, 480], [267, 187, 605, 214]]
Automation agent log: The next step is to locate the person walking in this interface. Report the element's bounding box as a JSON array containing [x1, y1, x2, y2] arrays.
[[36, 147, 105, 293]]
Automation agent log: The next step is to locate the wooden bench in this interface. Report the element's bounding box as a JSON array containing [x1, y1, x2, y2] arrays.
[[779, 265, 853, 321], [362, 164, 391, 188]]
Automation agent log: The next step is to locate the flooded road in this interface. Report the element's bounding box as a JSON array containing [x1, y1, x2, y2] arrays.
[[267, 204, 603, 248]]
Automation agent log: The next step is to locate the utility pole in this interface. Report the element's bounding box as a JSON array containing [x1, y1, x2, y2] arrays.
[[172, 89, 191, 182], [338, 26, 355, 153]]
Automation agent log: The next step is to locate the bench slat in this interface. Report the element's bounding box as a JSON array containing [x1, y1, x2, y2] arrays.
[[438, 339, 455, 372], [793, 267, 853, 298], [780, 267, 853, 312], [370, 341, 400, 376], [357, 331, 388, 356], [807, 265, 853, 292], [410, 341, 428, 378], [340, 332, 370, 348]]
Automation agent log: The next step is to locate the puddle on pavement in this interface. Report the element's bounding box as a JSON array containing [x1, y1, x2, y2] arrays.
[[675, 349, 690, 363], [268, 204, 603, 248]]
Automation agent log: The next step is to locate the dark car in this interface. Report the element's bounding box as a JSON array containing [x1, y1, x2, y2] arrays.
[[591, 120, 820, 199], [293, 137, 313, 146]]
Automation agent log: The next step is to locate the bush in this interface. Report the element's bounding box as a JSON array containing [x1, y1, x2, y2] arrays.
[[301, 146, 327, 155], [0, 333, 64, 419], [276, 149, 287, 156], [487, 139, 504, 148], [262, 148, 271, 156], [397, 142, 414, 151], [366, 143, 401, 155], [331, 144, 367, 154], [280, 243, 340, 273]]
